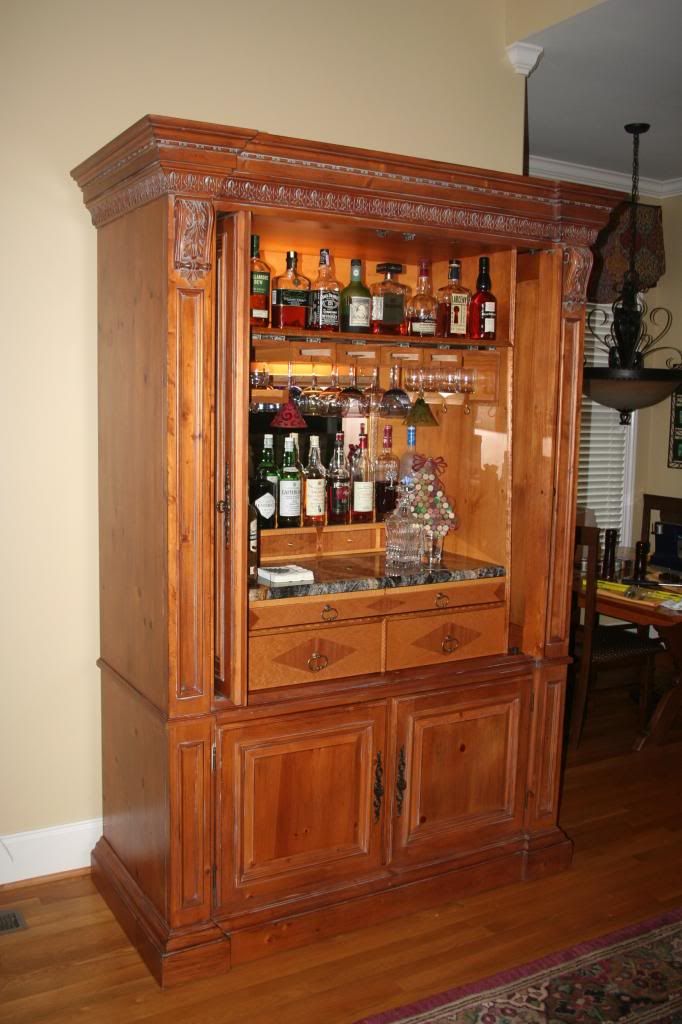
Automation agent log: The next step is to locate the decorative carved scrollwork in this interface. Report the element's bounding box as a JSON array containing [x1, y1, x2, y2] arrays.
[[173, 198, 214, 283], [373, 751, 384, 823], [396, 746, 407, 817], [562, 246, 593, 312]]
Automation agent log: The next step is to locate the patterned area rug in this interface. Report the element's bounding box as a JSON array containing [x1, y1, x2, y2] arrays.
[[354, 908, 682, 1024]]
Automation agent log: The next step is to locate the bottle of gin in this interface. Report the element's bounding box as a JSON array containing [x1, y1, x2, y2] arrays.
[[406, 259, 438, 337], [249, 234, 271, 327], [374, 425, 399, 521], [271, 250, 311, 329], [304, 435, 326, 526], [351, 433, 374, 523], [278, 436, 302, 528], [469, 256, 496, 340], [340, 259, 371, 333], [308, 249, 342, 331], [437, 259, 470, 338], [370, 263, 410, 335], [327, 431, 351, 525], [251, 433, 279, 529]]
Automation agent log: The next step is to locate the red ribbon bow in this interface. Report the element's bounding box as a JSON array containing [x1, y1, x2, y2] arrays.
[[412, 454, 448, 477]]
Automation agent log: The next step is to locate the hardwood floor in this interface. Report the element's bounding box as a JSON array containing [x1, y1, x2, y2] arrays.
[[2, 687, 681, 1024]]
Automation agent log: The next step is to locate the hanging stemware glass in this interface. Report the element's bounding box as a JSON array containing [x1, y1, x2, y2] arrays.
[[339, 361, 370, 418], [379, 362, 411, 418], [404, 368, 439, 427], [321, 364, 343, 417], [455, 367, 477, 415]]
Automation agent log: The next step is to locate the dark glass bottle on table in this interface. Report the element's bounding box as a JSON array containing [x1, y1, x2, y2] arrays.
[[278, 436, 302, 527], [351, 433, 373, 524], [437, 259, 470, 338], [374, 425, 399, 521], [308, 248, 341, 331], [327, 431, 351, 525], [251, 433, 278, 529], [249, 234, 271, 327], [370, 263, 410, 334], [271, 250, 310, 329], [469, 256, 497, 340], [601, 528, 618, 580], [634, 540, 649, 580], [340, 259, 371, 333]]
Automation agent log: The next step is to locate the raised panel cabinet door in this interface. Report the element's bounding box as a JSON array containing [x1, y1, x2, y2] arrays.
[[215, 704, 387, 915], [391, 676, 531, 868]]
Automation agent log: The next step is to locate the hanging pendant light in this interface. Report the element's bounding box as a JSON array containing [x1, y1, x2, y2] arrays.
[[583, 123, 682, 425]]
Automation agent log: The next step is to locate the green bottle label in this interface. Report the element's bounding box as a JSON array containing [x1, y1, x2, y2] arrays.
[[251, 270, 270, 296]]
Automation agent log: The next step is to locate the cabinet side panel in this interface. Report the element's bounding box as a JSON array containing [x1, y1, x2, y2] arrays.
[[101, 667, 169, 918], [98, 199, 168, 708], [510, 251, 562, 657], [169, 718, 213, 928]]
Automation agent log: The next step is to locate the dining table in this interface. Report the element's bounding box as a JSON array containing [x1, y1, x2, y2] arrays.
[[590, 580, 682, 749]]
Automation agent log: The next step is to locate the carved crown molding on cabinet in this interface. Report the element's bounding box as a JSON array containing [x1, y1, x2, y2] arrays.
[[173, 198, 214, 283], [561, 246, 594, 312], [86, 167, 605, 249]]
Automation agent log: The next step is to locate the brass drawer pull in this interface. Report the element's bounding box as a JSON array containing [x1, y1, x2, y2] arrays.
[[307, 651, 328, 672], [435, 592, 449, 609], [441, 634, 459, 655], [321, 604, 338, 622]]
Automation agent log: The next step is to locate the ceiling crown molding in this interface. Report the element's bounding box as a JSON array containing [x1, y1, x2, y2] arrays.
[[506, 42, 544, 77], [529, 154, 682, 199]]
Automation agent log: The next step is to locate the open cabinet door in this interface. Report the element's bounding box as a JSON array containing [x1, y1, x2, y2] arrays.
[[215, 211, 251, 706], [511, 248, 584, 661]]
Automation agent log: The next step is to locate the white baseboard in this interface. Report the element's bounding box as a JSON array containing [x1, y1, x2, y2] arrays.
[[0, 818, 103, 885]]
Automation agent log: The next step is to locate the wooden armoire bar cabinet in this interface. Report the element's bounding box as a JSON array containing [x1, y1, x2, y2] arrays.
[[72, 116, 616, 986]]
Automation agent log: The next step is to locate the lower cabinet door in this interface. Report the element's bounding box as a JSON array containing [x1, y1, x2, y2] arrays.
[[390, 677, 530, 868], [215, 703, 387, 915]]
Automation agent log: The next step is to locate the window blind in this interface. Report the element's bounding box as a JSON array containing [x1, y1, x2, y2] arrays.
[[577, 304, 636, 541]]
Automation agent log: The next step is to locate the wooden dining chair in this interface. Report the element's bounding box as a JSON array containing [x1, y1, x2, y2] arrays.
[[569, 524, 664, 749]]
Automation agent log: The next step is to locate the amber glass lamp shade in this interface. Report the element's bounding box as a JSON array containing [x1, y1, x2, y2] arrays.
[[582, 366, 682, 425]]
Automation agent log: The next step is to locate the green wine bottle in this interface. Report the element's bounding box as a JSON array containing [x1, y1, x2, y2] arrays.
[[340, 259, 371, 333]]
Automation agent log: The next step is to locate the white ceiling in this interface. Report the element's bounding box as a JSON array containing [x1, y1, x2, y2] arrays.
[[523, 0, 682, 193]]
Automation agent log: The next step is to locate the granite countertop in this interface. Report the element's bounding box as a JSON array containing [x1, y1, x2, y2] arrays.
[[249, 552, 505, 601]]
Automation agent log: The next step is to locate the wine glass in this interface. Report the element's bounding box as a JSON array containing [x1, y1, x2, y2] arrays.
[[379, 362, 411, 418], [456, 367, 477, 414]]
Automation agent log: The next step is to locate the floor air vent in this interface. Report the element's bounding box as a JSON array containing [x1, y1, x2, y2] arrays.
[[0, 909, 27, 933]]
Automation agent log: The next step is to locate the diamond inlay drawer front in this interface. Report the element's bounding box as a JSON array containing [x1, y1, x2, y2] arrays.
[[386, 605, 506, 671], [249, 620, 383, 690]]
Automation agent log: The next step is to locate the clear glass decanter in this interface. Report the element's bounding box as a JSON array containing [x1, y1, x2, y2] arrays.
[[384, 484, 422, 570]]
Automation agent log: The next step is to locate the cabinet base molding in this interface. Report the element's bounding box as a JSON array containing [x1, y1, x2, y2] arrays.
[[521, 828, 574, 881], [228, 837, 570, 967], [92, 839, 231, 988]]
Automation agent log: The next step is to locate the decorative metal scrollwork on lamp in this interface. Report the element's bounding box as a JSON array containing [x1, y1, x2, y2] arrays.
[[583, 123, 682, 425]]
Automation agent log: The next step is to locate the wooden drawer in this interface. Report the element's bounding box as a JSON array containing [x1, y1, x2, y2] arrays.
[[250, 589, 391, 632], [319, 527, 377, 554], [337, 342, 380, 369], [379, 345, 423, 368], [288, 340, 337, 366], [379, 578, 506, 616], [249, 620, 383, 690], [386, 605, 506, 671], [260, 528, 318, 559]]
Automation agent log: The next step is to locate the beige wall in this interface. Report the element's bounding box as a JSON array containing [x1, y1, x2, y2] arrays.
[[634, 194, 682, 527], [0, 0, 527, 835]]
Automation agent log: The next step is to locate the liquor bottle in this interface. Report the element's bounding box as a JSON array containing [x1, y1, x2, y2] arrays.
[[308, 249, 342, 331], [406, 258, 438, 337], [374, 425, 399, 521], [340, 259, 371, 333], [278, 436, 302, 527], [304, 435, 326, 526], [601, 528, 618, 580], [251, 433, 279, 529], [271, 250, 311, 329], [437, 259, 470, 338], [288, 432, 303, 473], [349, 422, 366, 470], [248, 502, 259, 580], [398, 426, 417, 487], [469, 256, 496, 340], [249, 234, 271, 327], [370, 263, 410, 335], [327, 431, 351, 525], [351, 434, 373, 524]]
